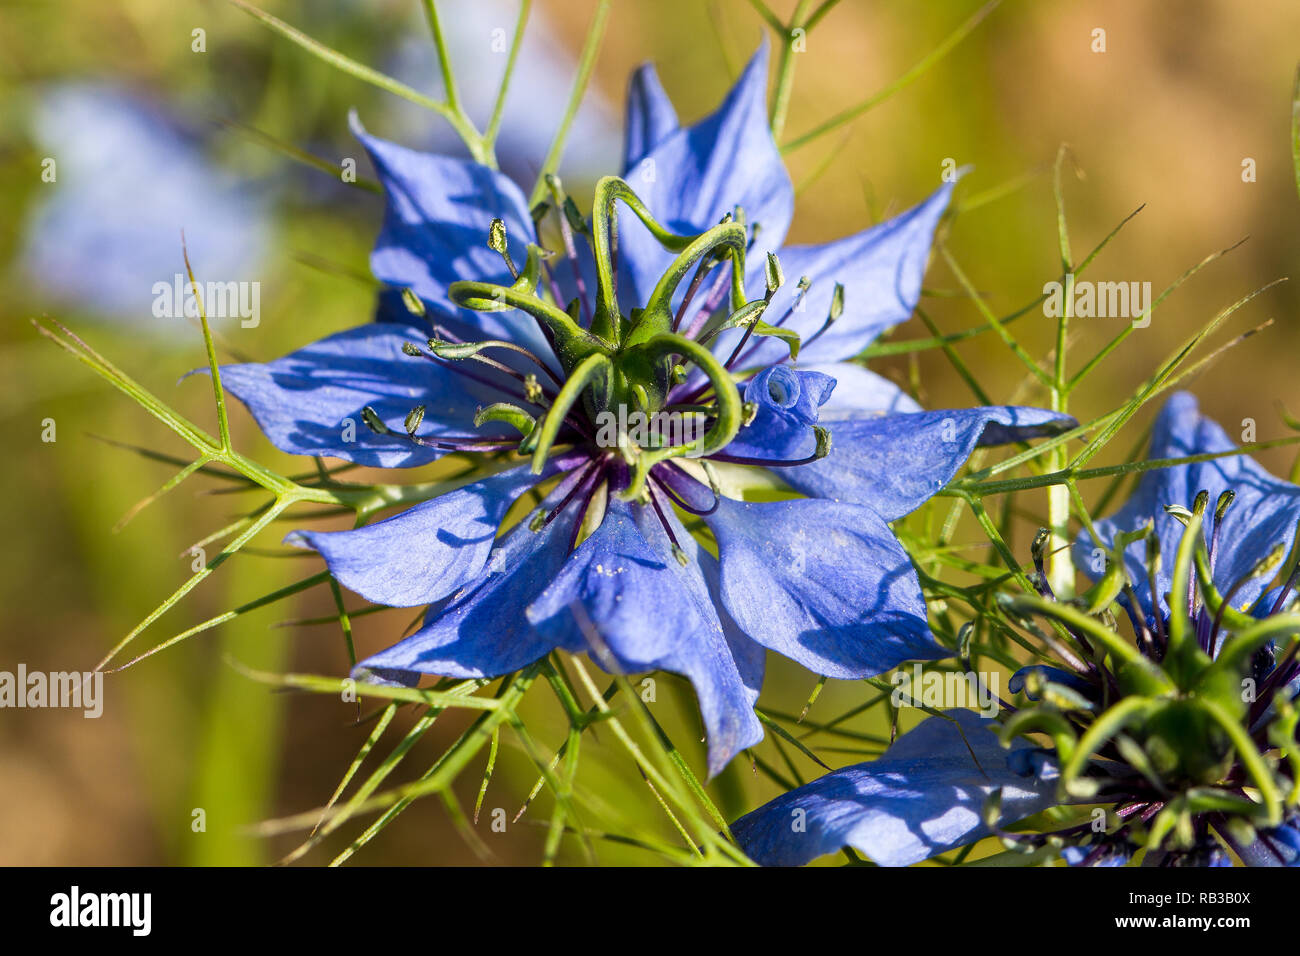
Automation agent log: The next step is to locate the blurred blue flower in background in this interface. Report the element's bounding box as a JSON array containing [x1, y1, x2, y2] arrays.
[[19, 82, 272, 322]]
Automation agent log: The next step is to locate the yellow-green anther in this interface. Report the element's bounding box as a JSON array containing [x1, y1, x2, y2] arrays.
[[402, 341, 423, 357], [980, 788, 1003, 830], [812, 426, 832, 459], [1031, 527, 1050, 565], [529, 510, 548, 532], [474, 402, 536, 438], [701, 298, 770, 342], [428, 339, 487, 360], [1164, 503, 1194, 527], [1215, 490, 1236, 523], [1041, 681, 1095, 712], [1192, 490, 1210, 517], [1248, 540, 1288, 581], [671, 544, 689, 567], [1194, 545, 1267, 632], [524, 373, 543, 405], [401, 288, 425, 316], [488, 218, 514, 278], [741, 401, 758, 427], [957, 621, 974, 662], [765, 251, 783, 296], [404, 404, 426, 436], [361, 406, 390, 435], [562, 196, 587, 235], [829, 281, 845, 322], [671, 364, 687, 385]]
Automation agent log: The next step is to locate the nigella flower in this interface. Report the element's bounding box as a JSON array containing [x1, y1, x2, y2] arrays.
[[219, 43, 1069, 775], [733, 392, 1300, 864], [21, 82, 270, 322]]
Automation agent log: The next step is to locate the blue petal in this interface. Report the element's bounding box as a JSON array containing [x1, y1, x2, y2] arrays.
[[1061, 842, 1133, 866], [781, 406, 1074, 521], [288, 460, 575, 608], [618, 41, 793, 309], [219, 323, 518, 467], [808, 362, 921, 417], [731, 710, 1062, 866], [528, 497, 764, 776], [741, 182, 956, 368], [350, 114, 551, 357], [1236, 816, 1300, 866], [705, 496, 949, 679], [1076, 392, 1300, 620], [725, 366, 836, 461], [352, 469, 593, 683], [622, 63, 679, 169], [1008, 665, 1095, 700]]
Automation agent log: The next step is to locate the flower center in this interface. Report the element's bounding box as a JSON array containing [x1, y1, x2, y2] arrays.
[[363, 175, 834, 502]]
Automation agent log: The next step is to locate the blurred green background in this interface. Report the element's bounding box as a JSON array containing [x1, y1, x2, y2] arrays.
[[2, 0, 1298, 865]]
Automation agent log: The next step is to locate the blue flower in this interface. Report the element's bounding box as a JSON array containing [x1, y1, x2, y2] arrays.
[[1076, 392, 1300, 635], [733, 392, 1299, 862], [21, 82, 271, 322], [220, 43, 1070, 776], [732, 710, 1062, 866]]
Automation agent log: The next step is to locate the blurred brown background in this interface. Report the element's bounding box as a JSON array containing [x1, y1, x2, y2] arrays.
[[1, 0, 1297, 865]]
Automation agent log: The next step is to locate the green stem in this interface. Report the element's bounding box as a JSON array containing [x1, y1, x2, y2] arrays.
[[781, 0, 1001, 152], [484, 0, 532, 151], [1048, 145, 1075, 598], [768, 0, 813, 141], [529, 0, 612, 205]]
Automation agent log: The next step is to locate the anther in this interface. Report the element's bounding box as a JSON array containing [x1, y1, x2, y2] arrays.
[[404, 405, 426, 436], [802, 282, 845, 351], [562, 197, 588, 236], [361, 406, 390, 435], [488, 218, 518, 279], [765, 251, 784, 299], [1192, 489, 1210, 517], [401, 288, 426, 317]]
